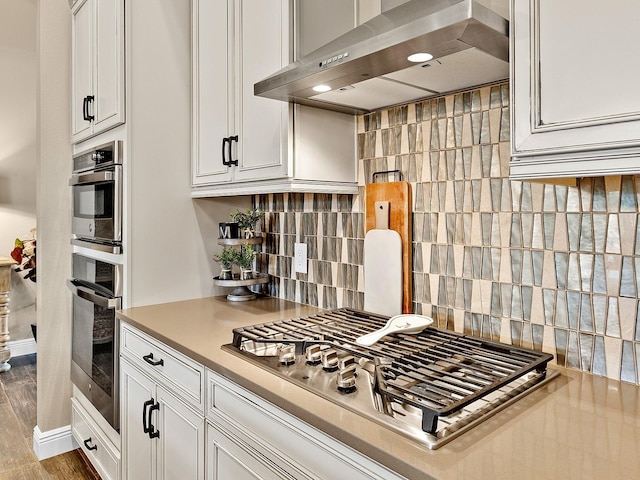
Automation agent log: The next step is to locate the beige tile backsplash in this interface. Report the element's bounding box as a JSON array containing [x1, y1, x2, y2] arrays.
[[255, 81, 640, 385]]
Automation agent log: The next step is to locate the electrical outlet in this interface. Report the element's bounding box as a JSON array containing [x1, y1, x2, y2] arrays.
[[294, 243, 308, 274]]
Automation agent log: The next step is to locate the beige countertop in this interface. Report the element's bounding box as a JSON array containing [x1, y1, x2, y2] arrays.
[[117, 296, 640, 480]]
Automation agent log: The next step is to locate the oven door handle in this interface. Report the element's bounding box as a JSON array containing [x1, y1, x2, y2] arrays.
[[69, 170, 114, 186], [67, 280, 122, 309]]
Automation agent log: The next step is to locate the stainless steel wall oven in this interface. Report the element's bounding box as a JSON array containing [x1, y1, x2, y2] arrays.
[[70, 141, 123, 254], [69, 253, 122, 430]]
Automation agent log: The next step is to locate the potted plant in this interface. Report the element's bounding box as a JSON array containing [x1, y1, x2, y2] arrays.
[[237, 243, 255, 280], [213, 247, 237, 280], [229, 208, 264, 239]]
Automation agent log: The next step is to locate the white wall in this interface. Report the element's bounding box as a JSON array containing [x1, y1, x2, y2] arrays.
[[126, 0, 249, 307], [0, 0, 38, 341], [37, 0, 73, 432], [0, 0, 37, 234]]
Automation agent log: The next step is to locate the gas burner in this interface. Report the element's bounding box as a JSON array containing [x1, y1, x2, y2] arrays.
[[224, 308, 557, 449]]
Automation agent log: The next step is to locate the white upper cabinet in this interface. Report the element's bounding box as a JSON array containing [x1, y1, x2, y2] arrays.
[[510, 0, 640, 179], [71, 0, 125, 144], [191, 0, 357, 197]]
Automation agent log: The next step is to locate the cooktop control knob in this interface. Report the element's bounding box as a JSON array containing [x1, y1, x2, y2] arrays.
[[336, 366, 357, 392], [305, 344, 322, 364], [321, 350, 339, 371], [278, 344, 295, 365], [338, 355, 355, 371]]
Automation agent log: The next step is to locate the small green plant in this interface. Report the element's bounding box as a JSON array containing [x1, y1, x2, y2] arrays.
[[229, 208, 264, 231], [213, 247, 237, 270], [237, 243, 255, 270]]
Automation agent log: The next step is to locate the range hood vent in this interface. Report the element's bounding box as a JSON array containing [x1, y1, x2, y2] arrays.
[[254, 0, 509, 115]]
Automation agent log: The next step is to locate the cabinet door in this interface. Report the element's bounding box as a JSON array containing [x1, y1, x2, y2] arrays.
[[71, 0, 94, 141], [120, 360, 155, 480], [156, 386, 205, 480], [232, 0, 290, 182], [510, 0, 640, 178], [206, 422, 302, 480], [71, 0, 125, 144], [191, 0, 233, 186], [92, 0, 125, 134]]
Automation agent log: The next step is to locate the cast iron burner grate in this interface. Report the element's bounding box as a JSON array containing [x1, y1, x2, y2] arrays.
[[229, 308, 554, 441], [372, 328, 552, 433]]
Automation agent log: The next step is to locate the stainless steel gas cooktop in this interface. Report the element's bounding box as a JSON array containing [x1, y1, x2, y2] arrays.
[[223, 308, 558, 450]]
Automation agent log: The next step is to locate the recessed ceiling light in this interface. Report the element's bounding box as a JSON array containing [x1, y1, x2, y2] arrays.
[[408, 53, 433, 63], [312, 85, 332, 93]]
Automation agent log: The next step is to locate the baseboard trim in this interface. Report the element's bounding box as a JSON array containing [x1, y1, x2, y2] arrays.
[[33, 425, 79, 460], [8, 338, 37, 357]]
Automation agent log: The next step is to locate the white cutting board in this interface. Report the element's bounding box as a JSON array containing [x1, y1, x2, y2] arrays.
[[364, 202, 403, 317]]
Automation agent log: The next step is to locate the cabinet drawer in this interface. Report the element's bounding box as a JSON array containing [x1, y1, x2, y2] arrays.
[[206, 370, 403, 480], [71, 398, 119, 480], [121, 323, 204, 410], [206, 420, 312, 480]]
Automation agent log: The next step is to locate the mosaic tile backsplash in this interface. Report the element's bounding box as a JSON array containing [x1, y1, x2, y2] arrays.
[[254, 81, 640, 385]]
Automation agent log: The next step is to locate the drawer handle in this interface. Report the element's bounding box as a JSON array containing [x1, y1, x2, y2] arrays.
[[142, 352, 164, 367], [83, 437, 98, 451]]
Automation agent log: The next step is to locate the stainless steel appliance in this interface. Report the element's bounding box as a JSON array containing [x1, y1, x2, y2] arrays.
[[225, 308, 558, 450], [255, 0, 509, 114], [70, 141, 123, 254], [69, 253, 122, 430]]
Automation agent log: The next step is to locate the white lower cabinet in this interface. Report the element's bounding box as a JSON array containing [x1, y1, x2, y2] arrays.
[[205, 370, 405, 480], [71, 398, 120, 480], [120, 323, 205, 480], [119, 322, 403, 480]]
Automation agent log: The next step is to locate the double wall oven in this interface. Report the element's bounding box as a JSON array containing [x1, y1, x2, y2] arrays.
[[69, 140, 124, 430]]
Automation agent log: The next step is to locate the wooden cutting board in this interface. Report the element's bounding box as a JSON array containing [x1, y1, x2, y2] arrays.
[[365, 181, 412, 314]]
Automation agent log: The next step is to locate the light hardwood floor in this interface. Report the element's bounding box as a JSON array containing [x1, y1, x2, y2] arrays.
[[0, 354, 99, 480]]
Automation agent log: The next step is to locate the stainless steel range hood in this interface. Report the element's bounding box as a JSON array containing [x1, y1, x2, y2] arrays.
[[254, 0, 509, 115]]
